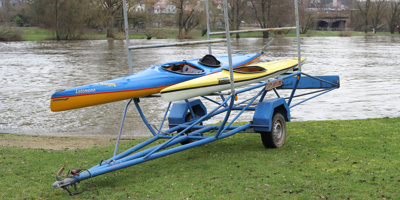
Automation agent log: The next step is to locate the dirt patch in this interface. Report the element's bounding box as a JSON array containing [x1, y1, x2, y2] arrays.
[[0, 134, 138, 150]]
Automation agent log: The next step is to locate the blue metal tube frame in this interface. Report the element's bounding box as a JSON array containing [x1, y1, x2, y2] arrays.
[[61, 71, 340, 187], [143, 95, 233, 158], [89, 86, 261, 175], [215, 97, 235, 138], [110, 71, 319, 169], [219, 88, 264, 135], [133, 98, 157, 136], [287, 74, 301, 106], [157, 102, 171, 134], [234, 84, 267, 106], [114, 99, 133, 157], [289, 87, 337, 108], [301, 72, 339, 87], [73, 123, 252, 182]]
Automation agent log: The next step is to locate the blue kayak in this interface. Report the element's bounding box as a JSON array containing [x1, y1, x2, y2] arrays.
[[51, 53, 262, 111]]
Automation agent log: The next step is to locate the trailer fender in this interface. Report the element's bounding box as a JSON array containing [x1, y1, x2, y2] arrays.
[[168, 99, 207, 127], [251, 98, 290, 133]]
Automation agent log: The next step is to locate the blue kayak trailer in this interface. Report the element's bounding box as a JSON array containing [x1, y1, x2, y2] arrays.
[[51, 71, 339, 195], [51, 0, 340, 195]]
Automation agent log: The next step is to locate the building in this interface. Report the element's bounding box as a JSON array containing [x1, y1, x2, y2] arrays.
[[153, 0, 177, 14]]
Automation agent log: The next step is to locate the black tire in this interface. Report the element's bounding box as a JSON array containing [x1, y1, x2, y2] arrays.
[[260, 113, 286, 148], [180, 112, 202, 145]]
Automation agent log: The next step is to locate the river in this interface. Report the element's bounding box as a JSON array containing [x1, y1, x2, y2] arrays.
[[0, 36, 399, 137]]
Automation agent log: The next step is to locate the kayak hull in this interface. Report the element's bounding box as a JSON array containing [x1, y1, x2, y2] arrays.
[[50, 53, 261, 112], [160, 58, 306, 102]]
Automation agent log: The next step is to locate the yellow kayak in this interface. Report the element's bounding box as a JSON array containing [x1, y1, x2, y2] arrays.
[[161, 57, 306, 102]]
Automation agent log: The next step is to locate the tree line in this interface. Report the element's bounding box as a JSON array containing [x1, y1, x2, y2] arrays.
[[0, 0, 399, 40], [355, 0, 400, 34]]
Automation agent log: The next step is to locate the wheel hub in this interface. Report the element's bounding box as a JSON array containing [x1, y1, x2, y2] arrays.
[[272, 119, 283, 142]]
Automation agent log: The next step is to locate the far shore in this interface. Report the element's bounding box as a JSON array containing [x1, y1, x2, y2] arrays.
[[1, 27, 399, 42]]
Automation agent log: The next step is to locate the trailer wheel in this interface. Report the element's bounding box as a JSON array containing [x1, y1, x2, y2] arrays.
[[180, 112, 202, 145], [261, 113, 286, 148]]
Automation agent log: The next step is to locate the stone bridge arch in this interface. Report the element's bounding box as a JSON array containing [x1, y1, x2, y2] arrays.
[[317, 20, 329, 29], [316, 17, 349, 31]]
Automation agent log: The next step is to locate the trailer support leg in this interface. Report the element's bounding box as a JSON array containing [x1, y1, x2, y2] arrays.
[[114, 99, 133, 156]]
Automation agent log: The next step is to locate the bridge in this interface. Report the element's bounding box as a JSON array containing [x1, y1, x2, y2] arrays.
[[315, 11, 350, 31]]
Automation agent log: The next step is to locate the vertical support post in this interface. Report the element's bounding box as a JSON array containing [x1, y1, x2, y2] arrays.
[[122, 0, 134, 75], [114, 99, 133, 157], [294, 0, 302, 72], [287, 75, 300, 106], [157, 102, 172, 134], [215, 0, 235, 138], [133, 98, 157, 136], [222, 0, 235, 97], [215, 0, 236, 138], [206, 0, 212, 55]]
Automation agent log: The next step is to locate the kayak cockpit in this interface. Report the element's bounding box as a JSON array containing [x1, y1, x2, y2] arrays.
[[225, 66, 267, 74], [161, 63, 204, 74], [198, 54, 221, 68]]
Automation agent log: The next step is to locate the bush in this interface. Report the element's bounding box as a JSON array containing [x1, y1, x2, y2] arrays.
[[13, 16, 24, 27], [338, 31, 353, 37], [0, 29, 24, 41], [306, 31, 315, 37]]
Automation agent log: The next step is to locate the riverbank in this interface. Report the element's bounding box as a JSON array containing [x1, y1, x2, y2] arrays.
[[1, 27, 399, 41], [0, 133, 138, 150], [1, 117, 399, 199]]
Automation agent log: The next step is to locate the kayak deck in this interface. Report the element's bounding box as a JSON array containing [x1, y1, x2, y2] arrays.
[[160, 57, 306, 102], [50, 53, 261, 112]]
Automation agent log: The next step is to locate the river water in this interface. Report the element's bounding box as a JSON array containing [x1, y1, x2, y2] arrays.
[[0, 36, 399, 137]]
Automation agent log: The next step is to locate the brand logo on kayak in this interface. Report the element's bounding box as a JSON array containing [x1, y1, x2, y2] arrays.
[[99, 82, 116, 87], [218, 77, 230, 84], [53, 98, 69, 102], [76, 88, 96, 94]]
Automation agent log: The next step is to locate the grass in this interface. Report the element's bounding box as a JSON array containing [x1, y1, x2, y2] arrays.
[[18, 27, 53, 41], [1, 117, 399, 199]]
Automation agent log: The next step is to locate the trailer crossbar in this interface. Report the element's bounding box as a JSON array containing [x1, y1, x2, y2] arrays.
[[209, 27, 296, 35], [128, 39, 227, 50]]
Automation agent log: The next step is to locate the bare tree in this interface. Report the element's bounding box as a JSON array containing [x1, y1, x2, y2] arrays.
[[95, 0, 122, 38], [175, 0, 203, 39], [1, 0, 10, 11], [54, 1, 92, 40], [249, 0, 293, 38], [299, 0, 316, 34], [0, 0, 12, 23], [207, 0, 224, 30], [386, 1, 400, 34], [228, 0, 248, 38], [371, 0, 388, 32], [0, 0, 30, 23], [27, 0, 91, 40], [250, 0, 272, 38], [356, 0, 372, 33]]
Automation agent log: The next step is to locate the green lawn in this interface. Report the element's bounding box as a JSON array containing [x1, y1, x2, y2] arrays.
[[6, 27, 398, 41], [19, 27, 54, 41], [1, 117, 399, 199]]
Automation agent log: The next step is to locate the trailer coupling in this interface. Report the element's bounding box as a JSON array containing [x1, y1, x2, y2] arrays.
[[52, 166, 92, 195]]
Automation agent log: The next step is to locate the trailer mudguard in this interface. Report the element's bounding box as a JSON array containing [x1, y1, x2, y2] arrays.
[[279, 75, 340, 89], [251, 98, 290, 132], [168, 99, 207, 127]]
